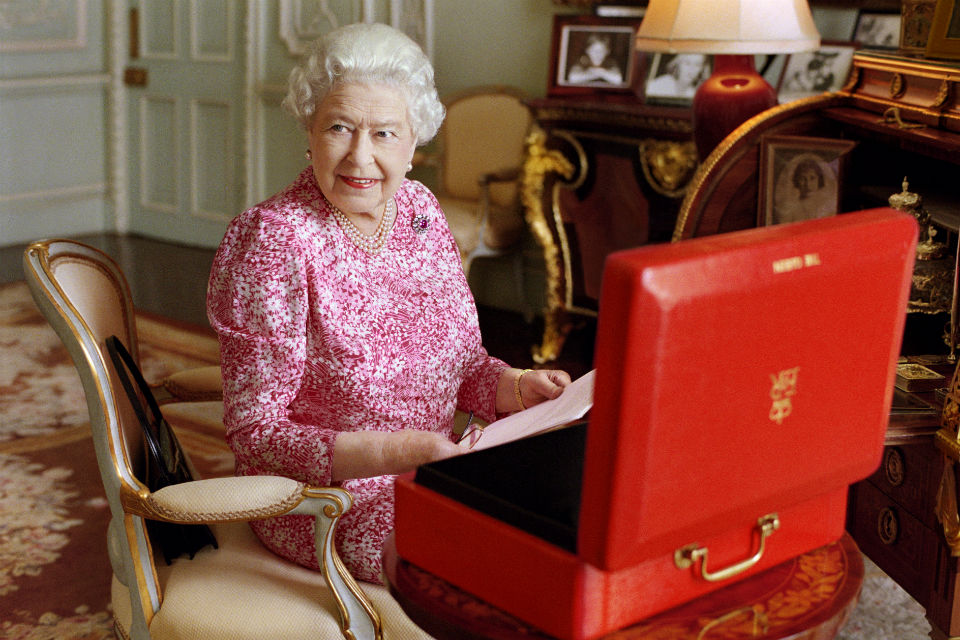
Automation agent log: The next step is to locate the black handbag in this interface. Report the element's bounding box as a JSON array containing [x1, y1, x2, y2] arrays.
[[105, 335, 218, 564]]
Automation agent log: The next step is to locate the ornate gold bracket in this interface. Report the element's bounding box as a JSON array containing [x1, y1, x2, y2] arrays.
[[935, 365, 960, 556], [520, 127, 576, 364], [638, 140, 698, 198], [890, 72, 906, 99]]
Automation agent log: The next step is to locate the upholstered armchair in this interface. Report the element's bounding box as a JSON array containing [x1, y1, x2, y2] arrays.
[[23, 239, 428, 640], [421, 86, 533, 281]]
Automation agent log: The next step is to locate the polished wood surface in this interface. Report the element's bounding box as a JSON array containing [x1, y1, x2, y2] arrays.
[[383, 533, 864, 640]]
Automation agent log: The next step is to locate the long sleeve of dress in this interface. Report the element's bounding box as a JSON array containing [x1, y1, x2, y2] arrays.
[[207, 209, 340, 486]]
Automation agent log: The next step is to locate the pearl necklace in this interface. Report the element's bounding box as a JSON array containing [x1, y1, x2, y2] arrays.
[[323, 193, 396, 255]]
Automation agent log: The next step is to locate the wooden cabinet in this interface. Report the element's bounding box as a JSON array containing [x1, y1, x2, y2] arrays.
[[521, 98, 695, 363]]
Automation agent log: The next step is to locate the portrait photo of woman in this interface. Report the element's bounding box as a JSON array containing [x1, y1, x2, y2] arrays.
[[759, 135, 857, 227], [772, 153, 838, 224]]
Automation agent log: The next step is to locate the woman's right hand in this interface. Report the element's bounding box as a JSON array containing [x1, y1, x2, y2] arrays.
[[332, 429, 464, 481]]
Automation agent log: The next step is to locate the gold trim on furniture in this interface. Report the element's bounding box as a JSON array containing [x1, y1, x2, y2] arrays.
[[638, 139, 698, 198], [520, 127, 577, 364]]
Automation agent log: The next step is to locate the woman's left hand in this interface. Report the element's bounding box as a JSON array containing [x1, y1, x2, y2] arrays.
[[497, 367, 572, 413]]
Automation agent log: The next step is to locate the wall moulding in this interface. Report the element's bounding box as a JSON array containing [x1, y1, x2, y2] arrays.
[[0, 182, 107, 204], [0, 0, 88, 52], [0, 73, 109, 94], [278, 0, 371, 56], [277, 0, 432, 60]]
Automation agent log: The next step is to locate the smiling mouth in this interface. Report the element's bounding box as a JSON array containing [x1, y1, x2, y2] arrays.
[[341, 176, 379, 189]]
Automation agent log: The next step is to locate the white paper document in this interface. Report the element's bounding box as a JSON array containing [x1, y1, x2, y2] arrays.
[[470, 370, 595, 450]]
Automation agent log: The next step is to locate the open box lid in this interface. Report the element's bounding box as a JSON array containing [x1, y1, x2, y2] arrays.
[[580, 208, 917, 571]]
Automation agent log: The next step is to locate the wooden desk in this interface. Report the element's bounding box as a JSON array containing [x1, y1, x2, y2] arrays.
[[520, 98, 695, 364], [383, 533, 863, 640], [847, 382, 956, 637]]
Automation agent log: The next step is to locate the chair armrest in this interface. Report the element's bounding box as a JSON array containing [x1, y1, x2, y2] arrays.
[[121, 475, 347, 524], [159, 365, 223, 403], [478, 166, 520, 186], [122, 476, 382, 640]]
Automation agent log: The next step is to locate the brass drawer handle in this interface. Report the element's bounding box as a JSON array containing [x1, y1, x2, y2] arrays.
[[674, 513, 780, 583]]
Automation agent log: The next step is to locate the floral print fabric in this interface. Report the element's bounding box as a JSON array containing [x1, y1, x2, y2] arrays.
[[207, 168, 507, 582]]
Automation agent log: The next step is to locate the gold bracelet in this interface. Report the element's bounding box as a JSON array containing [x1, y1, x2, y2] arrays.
[[515, 369, 532, 411]]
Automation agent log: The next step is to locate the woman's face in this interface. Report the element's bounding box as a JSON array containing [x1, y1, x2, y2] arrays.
[[585, 40, 610, 66], [307, 82, 416, 218], [676, 54, 705, 86], [795, 167, 820, 198]]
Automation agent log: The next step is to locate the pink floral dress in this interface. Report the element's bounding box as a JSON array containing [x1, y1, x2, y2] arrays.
[[207, 168, 508, 582]]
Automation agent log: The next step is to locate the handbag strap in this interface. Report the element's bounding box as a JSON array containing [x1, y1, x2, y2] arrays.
[[105, 335, 170, 476]]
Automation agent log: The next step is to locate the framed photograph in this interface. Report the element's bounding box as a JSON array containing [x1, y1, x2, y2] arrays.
[[777, 42, 858, 103], [643, 53, 712, 106], [854, 10, 902, 48], [758, 135, 857, 227], [548, 14, 643, 98], [925, 0, 960, 59]]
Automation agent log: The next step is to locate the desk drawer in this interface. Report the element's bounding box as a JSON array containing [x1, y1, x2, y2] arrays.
[[848, 479, 936, 606], [865, 444, 940, 528]]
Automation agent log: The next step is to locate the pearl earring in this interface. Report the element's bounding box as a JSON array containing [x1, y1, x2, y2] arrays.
[[407, 162, 413, 172], [305, 149, 312, 160]]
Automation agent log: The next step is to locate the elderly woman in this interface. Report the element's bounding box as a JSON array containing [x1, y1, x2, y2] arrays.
[[206, 22, 571, 584]]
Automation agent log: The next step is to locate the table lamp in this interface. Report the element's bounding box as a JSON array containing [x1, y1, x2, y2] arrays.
[[635, 0, 820, 160]]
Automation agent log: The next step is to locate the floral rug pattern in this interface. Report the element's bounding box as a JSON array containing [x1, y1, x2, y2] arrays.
[[0, 281, 223, 639], [0, 453, 82, 597]]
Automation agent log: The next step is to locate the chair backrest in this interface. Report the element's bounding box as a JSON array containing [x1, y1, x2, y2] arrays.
[[23, 239, 164, 627], [440, 86, 532, 207]]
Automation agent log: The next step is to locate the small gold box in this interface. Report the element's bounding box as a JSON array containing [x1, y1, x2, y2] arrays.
[[896, 362, 947, 392]]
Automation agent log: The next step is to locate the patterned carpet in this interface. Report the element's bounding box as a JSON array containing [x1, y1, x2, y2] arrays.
[[0, 279, 936, 638], [0, 281, 229, 639]]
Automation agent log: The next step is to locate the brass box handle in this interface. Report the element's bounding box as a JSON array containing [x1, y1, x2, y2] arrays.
[[674, 513, 780, 583]]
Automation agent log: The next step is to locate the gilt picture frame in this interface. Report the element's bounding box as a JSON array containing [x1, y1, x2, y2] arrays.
[[758, 135, 857, 227], [925, 0, 960, 59]]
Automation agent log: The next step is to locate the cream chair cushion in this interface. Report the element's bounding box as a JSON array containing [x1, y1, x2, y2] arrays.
[[112, 522, 434, 639]]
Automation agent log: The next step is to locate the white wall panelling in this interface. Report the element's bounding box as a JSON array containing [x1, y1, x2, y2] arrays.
[[191, 0, 235, 63], [277, 0, 373, 56], [0, 78, 108, 204], [141, 0, 179, 60], [108, 0, 129, 234], [138, 95, 180, 214], [190, 99, 234, 221], [0, 0, 89, 52], [391, 0, 432, 60]]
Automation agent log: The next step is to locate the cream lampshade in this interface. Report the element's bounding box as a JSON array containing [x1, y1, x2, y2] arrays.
[[636, 0, 821, 159]]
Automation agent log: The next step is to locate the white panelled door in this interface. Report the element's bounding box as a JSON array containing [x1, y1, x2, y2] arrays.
[[125, 0, 245, 248]]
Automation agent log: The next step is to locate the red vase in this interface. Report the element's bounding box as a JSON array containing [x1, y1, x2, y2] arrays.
[[693, 54, 778, 161]]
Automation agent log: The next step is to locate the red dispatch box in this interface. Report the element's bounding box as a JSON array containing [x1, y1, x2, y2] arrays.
[[395, 208, 917, 639]]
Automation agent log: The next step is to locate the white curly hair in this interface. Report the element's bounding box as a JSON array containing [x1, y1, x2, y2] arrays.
[[283, 22, 445, 146]]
